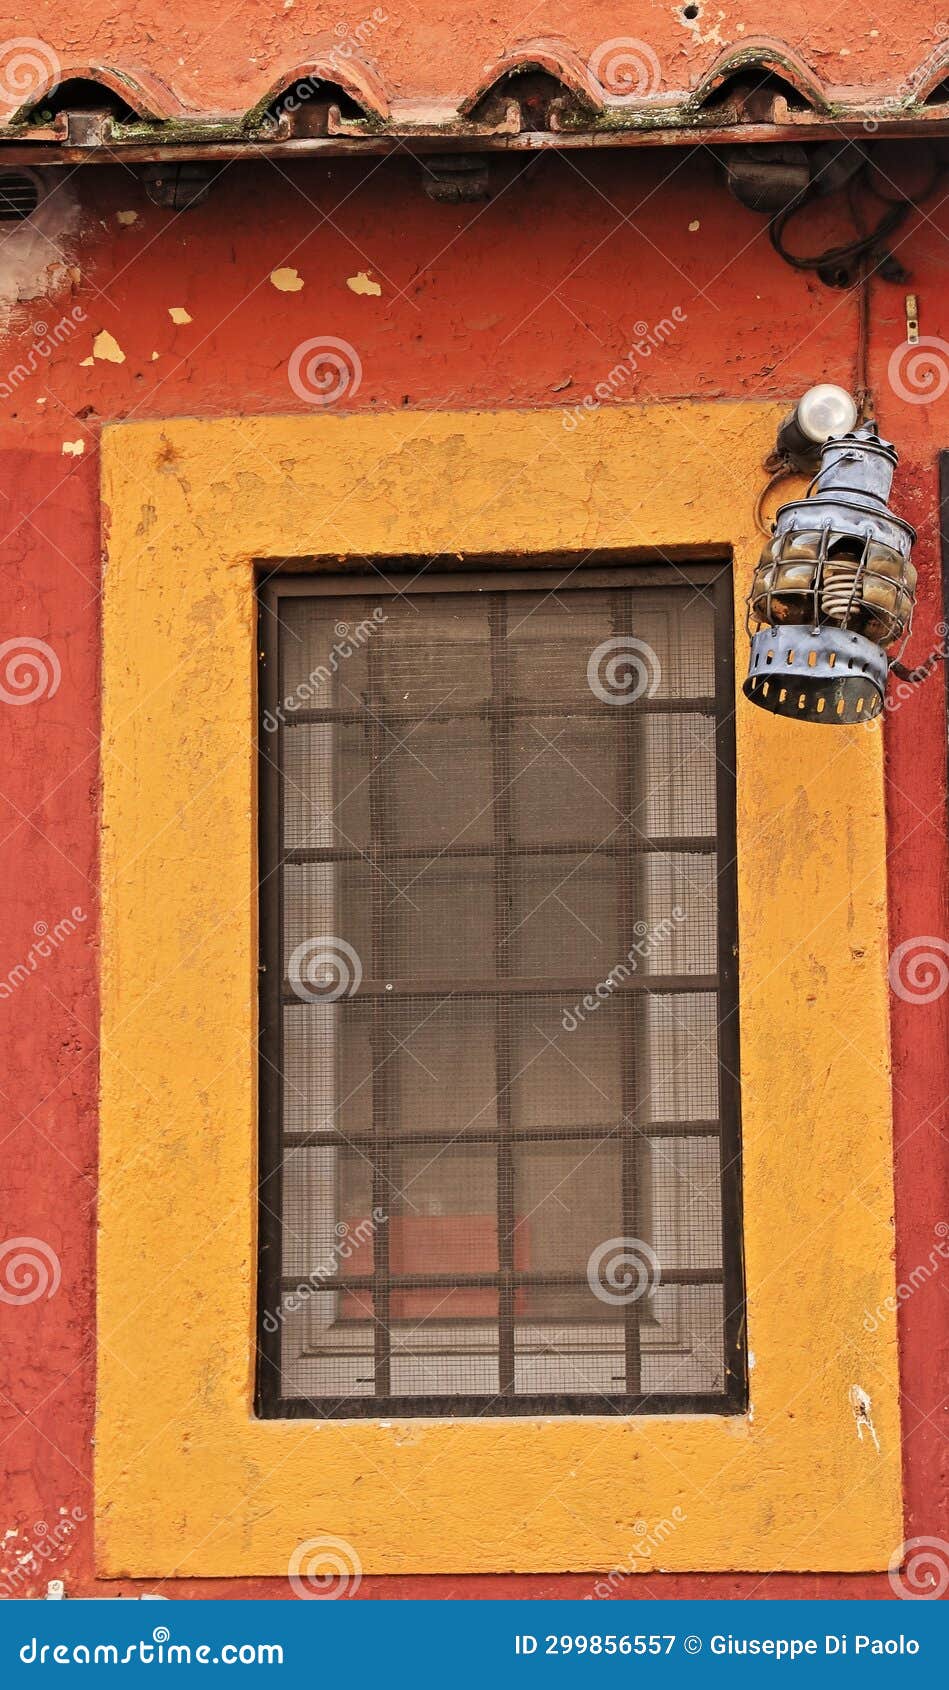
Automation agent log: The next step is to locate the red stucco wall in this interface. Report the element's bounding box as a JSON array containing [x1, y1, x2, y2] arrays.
[[0, 143, 947, 1597]]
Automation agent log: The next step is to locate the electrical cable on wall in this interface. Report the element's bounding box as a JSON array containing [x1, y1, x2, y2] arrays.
[[769, 144, 944, 290]]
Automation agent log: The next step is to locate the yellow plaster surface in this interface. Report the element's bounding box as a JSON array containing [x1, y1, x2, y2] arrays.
[[97, 403, 902, 1576]]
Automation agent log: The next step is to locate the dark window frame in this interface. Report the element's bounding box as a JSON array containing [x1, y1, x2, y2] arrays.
[[256, 560, 746, 1420]]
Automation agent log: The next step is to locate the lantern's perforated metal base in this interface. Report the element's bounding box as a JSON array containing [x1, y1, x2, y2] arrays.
[[743, 625, 888, 724]]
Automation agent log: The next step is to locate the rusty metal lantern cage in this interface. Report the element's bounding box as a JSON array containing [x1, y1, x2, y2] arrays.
[[743, 421, 917, 724]]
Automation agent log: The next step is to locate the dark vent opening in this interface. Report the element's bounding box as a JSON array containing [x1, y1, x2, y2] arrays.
[[699, 69, 813, 118], [0, 172, 40, 223], [923, 77, 949, 106], [29, 77, 139, 123], [263, 78, 368, 137], [469, 68, 589, 131]]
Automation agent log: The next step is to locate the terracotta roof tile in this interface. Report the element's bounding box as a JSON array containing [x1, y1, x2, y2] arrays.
[[1, 13, 947, 145]]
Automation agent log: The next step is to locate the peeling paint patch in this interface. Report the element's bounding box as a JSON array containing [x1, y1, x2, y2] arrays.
[[270, 268, 304, 293], [116, 211, 138, 227], [678, 2, 726, 46], [168, 308, 192, 325], [61, 439, 85, 457], [92, 331, 125, 364], [347, 271, 382, 297], [150, 352, 160, 362], [689, 220, 700, 232], [0, 182, 82, 330], [849, 1384, 881, 1452]]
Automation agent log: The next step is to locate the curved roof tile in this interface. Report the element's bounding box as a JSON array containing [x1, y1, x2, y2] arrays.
[[249, 55, 391, 125], [2, 59, 181, 125], [458, 38, 605, 117], [688, 39, 831, 112], [905, 42, 949, 103], [2, 21, 949, 142]]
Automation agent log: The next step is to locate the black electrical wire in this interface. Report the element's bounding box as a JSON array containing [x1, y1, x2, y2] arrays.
[[769, 144, 944, 280], [891, 649, 946, 685]]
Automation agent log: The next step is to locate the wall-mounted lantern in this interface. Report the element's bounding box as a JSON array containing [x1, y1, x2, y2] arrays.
[[743, 414, 917, 724]]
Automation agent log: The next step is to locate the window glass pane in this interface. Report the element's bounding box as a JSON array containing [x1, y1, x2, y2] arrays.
[[514, 1283, 626, 1395], [386, 721, 494, 848], [514, 1141, 623, 1275], [510, 718, 620, 842], [390, 1291, 500, 1398], [389, 1146, 499, 1276], [262, 574, 740, 1414], [386, 858, 497, 979]]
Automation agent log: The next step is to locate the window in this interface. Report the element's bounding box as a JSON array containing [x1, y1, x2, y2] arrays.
[[257, 564, 744, 1418]]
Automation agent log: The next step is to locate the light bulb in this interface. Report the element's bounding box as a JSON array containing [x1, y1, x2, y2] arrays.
[[795, 383, 859, 445]]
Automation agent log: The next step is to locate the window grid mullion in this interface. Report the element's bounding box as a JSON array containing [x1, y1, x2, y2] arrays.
[[366, 629, 393, 1397], [489, 598, 516, 1395], [613, 588, 652, 1395]]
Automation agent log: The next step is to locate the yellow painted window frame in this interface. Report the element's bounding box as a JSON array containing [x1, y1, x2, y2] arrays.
[[98, 403, 902, 1578]]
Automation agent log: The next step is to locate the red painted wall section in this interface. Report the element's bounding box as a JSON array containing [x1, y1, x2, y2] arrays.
[[884, 451, 949, 1581], [0, 141, 947, 1597]]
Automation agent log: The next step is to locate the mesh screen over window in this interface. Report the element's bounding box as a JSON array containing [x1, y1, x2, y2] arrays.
[[258, 569, 744, 1417]]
